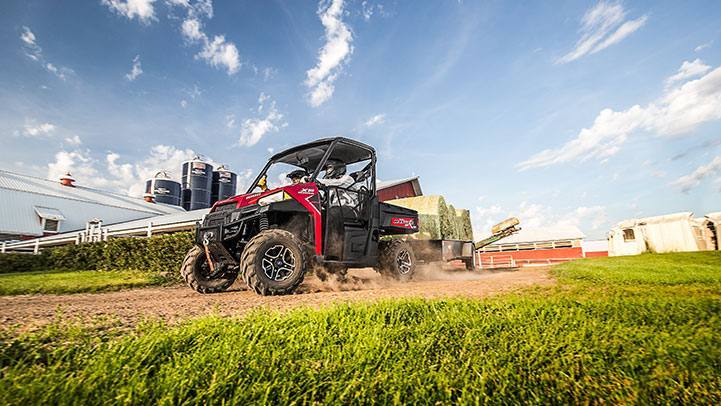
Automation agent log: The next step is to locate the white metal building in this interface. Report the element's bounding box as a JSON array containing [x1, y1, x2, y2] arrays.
[[0, 169, 184, 241], [608, 211, 719, 256]]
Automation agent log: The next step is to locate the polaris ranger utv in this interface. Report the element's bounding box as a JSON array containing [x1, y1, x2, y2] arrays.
[[182, 137, 420, 296]]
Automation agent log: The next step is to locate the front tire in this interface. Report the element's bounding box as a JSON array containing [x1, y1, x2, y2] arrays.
[[241, 229, 308, 296], [378, 239, 416, 282], [181, 245, 238, 293]]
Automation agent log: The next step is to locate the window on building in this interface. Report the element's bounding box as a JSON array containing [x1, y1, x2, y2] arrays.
[[623, 228, 635, 242], [34, 206, 65, 234], [43, 219, 59, 232]]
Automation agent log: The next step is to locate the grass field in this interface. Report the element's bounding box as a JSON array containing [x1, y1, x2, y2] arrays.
[[1, 251, 720, 403], [0, 270, 166, 295]]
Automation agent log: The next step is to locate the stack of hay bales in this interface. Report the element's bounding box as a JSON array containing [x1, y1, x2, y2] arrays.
[[387, 195, 473, 241]]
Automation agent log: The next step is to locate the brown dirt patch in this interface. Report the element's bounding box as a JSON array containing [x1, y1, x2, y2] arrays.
[[0, 266, 553, 330]]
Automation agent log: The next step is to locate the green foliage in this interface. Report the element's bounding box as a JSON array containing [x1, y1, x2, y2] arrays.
[[0, 270, 164, 295], [0, 232, 194, 278], [2, 252, 721, 403], [0, 252, 49, 274]]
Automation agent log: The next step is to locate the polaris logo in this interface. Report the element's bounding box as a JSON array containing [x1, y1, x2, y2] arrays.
[[391, 217, 416, 229], [298, 188, 315, 195]]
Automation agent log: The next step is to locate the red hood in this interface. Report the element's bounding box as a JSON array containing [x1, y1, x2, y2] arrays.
[[211, 182, 320, 211]]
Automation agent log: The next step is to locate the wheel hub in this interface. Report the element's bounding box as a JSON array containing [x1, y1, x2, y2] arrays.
[[396, 249, 412, 275], [262, 244, 296, 281]]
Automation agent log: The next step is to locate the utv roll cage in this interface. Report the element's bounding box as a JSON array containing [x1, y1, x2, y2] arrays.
[[246, 137, 377, 194]]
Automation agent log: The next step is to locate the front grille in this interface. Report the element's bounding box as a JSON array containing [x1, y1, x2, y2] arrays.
[[214, 203, 236, 212], [204, 212, 227, 227]]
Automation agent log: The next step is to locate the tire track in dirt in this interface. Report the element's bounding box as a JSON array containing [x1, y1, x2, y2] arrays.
[[0, 267, 553, 330]]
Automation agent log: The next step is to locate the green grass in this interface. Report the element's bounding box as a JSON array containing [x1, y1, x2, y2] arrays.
[[0, 269, 166, 295], [555, 251, 721, 286], [1, 251, 720, 404]]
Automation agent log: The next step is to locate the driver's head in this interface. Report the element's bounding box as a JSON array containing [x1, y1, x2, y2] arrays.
[[323, 159, 346, 179], [287, 169, 307, 184]]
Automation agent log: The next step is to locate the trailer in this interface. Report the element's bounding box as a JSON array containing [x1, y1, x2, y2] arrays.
[[406, 217, 521, 270]]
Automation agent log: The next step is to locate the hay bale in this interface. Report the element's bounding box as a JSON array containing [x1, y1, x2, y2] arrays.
[[387, 195, 470, 240], [387, 195, 448, 240], [455, 208, 474, 241]]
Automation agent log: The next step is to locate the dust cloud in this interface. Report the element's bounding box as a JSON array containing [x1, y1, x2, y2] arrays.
[[297, 262, 490, 294]]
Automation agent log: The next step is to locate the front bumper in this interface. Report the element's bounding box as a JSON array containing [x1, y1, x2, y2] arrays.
[[195, 204, 263, 245]]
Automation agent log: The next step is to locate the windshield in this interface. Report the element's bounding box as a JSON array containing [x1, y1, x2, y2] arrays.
[[248, 162, 306, 193]]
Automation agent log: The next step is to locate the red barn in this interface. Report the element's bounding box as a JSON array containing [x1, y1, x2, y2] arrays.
[[377, 177, 423, 202], [476, 226, 588, 268]]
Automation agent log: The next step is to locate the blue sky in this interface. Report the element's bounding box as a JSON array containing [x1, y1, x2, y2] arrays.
[[1, 0, 720, 239]]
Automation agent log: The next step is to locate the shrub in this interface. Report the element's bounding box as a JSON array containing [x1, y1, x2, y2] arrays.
[[0, 232, 195, 278], [0, 252, 49, 274]]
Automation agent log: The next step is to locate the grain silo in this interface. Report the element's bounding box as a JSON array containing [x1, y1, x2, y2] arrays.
[[181, 157, 213, 210], [211, 165, 237, 205], [144, 171, 181, 206]]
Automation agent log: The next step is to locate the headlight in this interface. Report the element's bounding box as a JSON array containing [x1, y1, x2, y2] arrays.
[[258, 191, 291, 206]]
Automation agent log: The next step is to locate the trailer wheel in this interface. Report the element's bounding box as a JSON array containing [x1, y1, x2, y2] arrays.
[[241, 229, 307, 296], [181, 245, 238, 294], [464, 257, 476, 271], [378, 239, 416, 282]]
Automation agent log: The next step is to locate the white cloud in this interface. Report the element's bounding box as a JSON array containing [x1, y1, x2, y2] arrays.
[[20, 26, 36, 47], [364, 114, 386, 127], [23, 122, 56, 137], [695, 41, 712, 52], [557, 1, 647, 64], [172, 3, 240, 75], [180, 99, 188, 108], [102, 0, 240, 75], [225, 114, 236, 129], [19, 26, 73, 80], [238, 94, 287, 147], [472, 201, 607, 240], [125, 55, 143, 81], [101, 0, 157, 24], [305, 0, 353, 107], [665, 58, 711, 87], [519, 62, 721, 170], [64, 135, 82, 146], [360, 1, 387, 21], [672, 155, 721, 192], [262, 67, 277, 81], [195, 35, 240, 74], [181, 18, 205, 42]]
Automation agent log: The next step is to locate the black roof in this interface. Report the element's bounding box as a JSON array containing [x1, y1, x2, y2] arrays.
[[270, 137, 375, 170]]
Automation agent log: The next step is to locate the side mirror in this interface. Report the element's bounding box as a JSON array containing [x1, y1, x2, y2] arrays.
[[256, 175, 268, 192]]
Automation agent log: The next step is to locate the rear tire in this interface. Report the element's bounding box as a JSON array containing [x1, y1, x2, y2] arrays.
[[181, 245, 238, 294], [241, 229, 307, 296], [378, 239, 416, 282]]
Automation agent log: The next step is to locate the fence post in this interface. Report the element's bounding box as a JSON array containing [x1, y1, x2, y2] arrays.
[[1, 242, 5, 254], [33, 239, 40, 255], [147, 222, 153, 238]]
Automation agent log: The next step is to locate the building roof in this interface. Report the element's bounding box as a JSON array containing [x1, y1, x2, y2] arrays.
[[377, 176, 420, 190], [0, 169, 184, 238], [616, 211, 694, 228], [489, 225, 585, 245]]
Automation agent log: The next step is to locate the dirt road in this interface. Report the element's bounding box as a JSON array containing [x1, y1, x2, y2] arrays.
[[0, 267, 552, 330]]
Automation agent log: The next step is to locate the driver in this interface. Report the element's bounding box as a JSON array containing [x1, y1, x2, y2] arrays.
[[316, 159, 353, 188], [286, 169, 307, 185], [316, 159, 357, 260]]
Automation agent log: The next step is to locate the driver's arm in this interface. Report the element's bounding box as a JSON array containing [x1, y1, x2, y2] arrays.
[[316, 175, 354, 188]]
